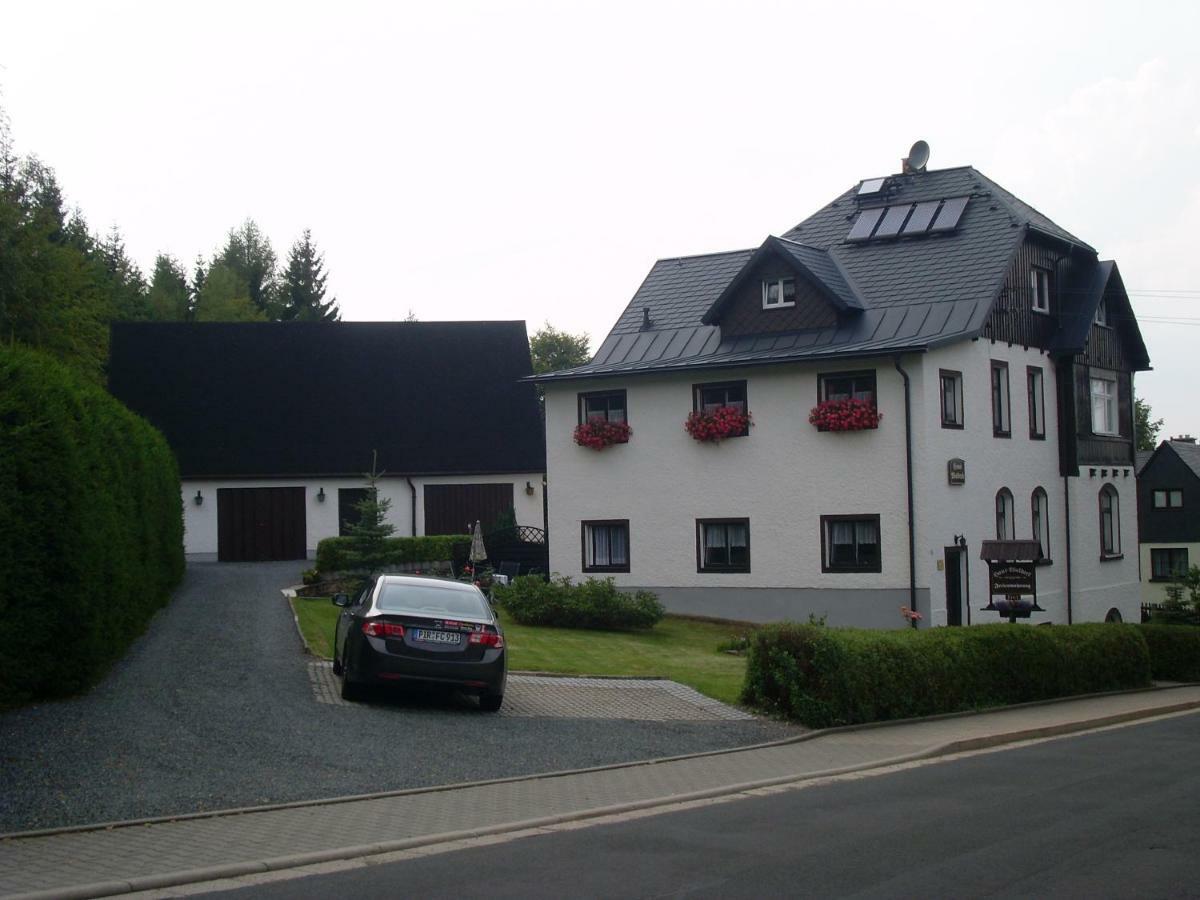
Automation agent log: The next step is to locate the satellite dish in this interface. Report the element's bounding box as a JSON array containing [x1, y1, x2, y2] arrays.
[[905, 140, 930, 173]]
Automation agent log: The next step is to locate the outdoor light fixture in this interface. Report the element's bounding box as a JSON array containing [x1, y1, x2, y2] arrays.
[[194, 490, 203, 506], [525, 481, 535, 496], [317, 487, 326, 502]]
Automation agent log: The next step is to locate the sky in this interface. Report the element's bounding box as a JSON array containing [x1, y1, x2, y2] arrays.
[[2, 0, 1198, 438]]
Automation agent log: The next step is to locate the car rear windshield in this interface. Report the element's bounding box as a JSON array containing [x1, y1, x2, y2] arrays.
[[376, 582, 491, 619]]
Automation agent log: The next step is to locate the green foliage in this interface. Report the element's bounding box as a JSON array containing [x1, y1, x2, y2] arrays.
[[0, 346, 184, 707], [1161, 564, 1200, 612], [1135, 397, 1163, 452], [529, 323, 590, 374], [1138, 625, 1200, 681], [488, 505, 518, 533], [191, 263, 264, 322], [338, 454, 396, 572], [316, 534, 471, 573], [493, 575, 665, 631], [740, 623, 1152, 728], [147, 254, 191, 320], [215, 219, 280, 317], [279, 228, 339, 322]]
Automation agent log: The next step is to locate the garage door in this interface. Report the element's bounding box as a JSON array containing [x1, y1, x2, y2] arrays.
[[217, 487, 307, 562], [424, 483, 514, 536]]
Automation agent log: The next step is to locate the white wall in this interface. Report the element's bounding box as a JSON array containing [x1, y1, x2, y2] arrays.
[[1140, 543, 1198, 605], [1068, 470, 1140, 622]]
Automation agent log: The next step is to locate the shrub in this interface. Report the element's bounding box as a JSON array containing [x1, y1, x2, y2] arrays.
[[1139, 624, 1200, 681], [741, 622, 1152, 728], [494, 575, 665, 630], [0, 346, 184, 708], [315, 534, 471, 573]]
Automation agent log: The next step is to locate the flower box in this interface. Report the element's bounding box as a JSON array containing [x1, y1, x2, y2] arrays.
[[809, 398, 881, 432], [573, 417, 632, 451], [685, 406, 752, 443]]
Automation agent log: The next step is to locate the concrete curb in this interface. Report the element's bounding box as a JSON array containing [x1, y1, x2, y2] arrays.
[[5, 697, 1199, 900]]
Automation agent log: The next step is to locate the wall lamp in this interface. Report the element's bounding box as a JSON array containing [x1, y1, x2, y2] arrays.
[[525, 481, 535, 496], [194, 490, 204, 506], [317, 487, 326, 502]]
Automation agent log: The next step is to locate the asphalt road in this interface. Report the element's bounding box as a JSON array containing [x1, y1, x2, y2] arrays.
[[0, 562, 789, 833], [205, 712, 1200, 899]]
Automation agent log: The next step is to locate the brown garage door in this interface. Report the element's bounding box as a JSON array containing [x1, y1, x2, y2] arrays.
[[424, 483, 514, 536], [217, 487, 307, 562]]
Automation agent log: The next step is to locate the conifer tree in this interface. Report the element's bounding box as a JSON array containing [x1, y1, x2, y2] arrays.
[[215, 219, 279, 317], [342, 451, 396, 572], [279, 228, 339, 321], [147, 254, 191, 320]]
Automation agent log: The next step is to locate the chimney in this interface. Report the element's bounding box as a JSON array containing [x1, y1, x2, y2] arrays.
[[641, 307, 652, 330], [1171, 434, 1197, 444]]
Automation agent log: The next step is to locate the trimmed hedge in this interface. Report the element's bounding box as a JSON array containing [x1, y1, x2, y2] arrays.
[[741, 623, 1152, 728], [1139, 624, 1200, 682], [0, 346, 184, 708], [315, 534, 471, 573], [493, 575, 665, 630]]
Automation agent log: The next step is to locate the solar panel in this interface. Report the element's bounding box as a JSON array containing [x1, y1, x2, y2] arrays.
[[930, 196, 969, 231], [858, 177, 887, 196], [902, 200, 940, 234], [847, 207, 884, 241], [874, 204, 913, 238]]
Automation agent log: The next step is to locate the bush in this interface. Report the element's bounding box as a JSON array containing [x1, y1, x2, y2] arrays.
[[741, 622, 1152, 728], [315, 534, 471, 573], [1139, 624, 1200, 681], [0, 346, 184, 708], [494, 575, 665, 630]]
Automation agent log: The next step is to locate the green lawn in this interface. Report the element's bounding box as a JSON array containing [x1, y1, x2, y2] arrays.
[[288, 595, 753, 705]]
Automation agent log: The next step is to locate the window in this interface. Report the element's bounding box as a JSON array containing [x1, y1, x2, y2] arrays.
[[578, 390, 627, 426], [940, 369, 964, 428], [692, 380, 749, 437], [1027, 366, 1045, 439], [1031, 488, 1050, 559], [1152, 489, 1184, 509], [821, 515, 881, 573], [762, 277, 796, 309], [1099, 485, 1121, 558], [995, 488, 1015, 540], [1094, 297, 1108, 326], [1090, 371, 1118, 435], [581, 520, 630, 573], [696, 519, 750, 573], [991, 361, 1010, 437], [819, 370, 876, 405], [1031, 267, 1051, 313], [1151, 548, 1189, 581]]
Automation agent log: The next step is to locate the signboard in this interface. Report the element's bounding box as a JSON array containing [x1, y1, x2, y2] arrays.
[[947, 458, 965, 486], [988, 562, 1036, 596]]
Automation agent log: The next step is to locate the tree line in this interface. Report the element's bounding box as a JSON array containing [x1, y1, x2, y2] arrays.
[[0, 109, 338, 384]]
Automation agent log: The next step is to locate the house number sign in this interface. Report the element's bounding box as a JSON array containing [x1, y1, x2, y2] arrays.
[[947, 458, 965, 486]]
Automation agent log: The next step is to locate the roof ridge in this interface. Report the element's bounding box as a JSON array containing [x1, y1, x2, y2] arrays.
[[654, 247, 756, 264]]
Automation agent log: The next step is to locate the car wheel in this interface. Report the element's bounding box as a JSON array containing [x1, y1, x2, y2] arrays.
[[331, 654, 343, 676], [340, 666, 363, 702], [479, 693, 503, 712]]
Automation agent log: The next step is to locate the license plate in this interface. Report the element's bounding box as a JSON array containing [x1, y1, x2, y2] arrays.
[[414, 629, 461, 645]]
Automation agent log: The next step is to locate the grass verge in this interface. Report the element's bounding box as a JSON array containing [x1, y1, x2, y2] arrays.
[[288, 595, 752, 705]]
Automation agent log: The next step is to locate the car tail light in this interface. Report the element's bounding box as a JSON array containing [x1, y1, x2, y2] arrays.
[[468, 630, 504, 649], [362, 620, 405, 638]]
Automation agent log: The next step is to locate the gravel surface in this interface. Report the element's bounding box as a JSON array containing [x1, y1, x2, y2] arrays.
[[0, 562, 794, 833]]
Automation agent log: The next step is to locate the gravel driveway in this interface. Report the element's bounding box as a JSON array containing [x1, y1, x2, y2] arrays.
[[0, 562, 792, 833]]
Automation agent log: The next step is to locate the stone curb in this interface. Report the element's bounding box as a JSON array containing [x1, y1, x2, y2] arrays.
[[7, 697, 1199, 900]]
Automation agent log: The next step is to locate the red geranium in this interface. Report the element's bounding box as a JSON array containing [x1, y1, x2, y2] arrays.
[[573, 416, 632, 450], [685, 406, 753, 443], [809, 398, 881, 431]]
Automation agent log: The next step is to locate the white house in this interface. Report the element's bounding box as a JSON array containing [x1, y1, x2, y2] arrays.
[[534, 162, 1150, 628], [108, 321, 546, 561]]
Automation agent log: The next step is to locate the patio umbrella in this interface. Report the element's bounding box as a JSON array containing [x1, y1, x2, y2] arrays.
[[469, 520, 488, 569]]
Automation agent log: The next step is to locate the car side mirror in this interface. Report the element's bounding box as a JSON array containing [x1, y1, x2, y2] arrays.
[[332, 593, 351, 608]]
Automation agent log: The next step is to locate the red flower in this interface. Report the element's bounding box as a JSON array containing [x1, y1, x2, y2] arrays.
[[685, 406, 753, 443], [573, 416, 632, 451], [808, 398, 881, 431]]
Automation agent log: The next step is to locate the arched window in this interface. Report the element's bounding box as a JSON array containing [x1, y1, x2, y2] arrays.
[[995, 488, 1015, 540], [1031, 487, 1050, 559], [1099, 485, 1121, 558]]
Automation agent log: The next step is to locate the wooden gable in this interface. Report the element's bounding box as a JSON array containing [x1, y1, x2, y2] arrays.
[[715, 252, 840, 338]]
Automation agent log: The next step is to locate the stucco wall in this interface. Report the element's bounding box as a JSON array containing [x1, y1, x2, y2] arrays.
[[1140, 543, 1199, 605]]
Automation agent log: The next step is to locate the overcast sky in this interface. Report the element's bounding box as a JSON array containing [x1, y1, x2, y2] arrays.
[[2, 0, 1198, 437]]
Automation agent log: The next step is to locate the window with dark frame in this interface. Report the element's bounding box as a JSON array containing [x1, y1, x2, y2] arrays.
[[821, 515, 881, 573], [1150, 548, 1189, 581], [693, 380, 749, 437], [819, 370, 876, 405], [991, 361, 1010, 437], [1152, 489, 1184, 509], [578, 390, 627, 426], [995, 488, 1015, 540], [1027, 366, 1045, 439], [762, 277, 796, 309], [940, 369, 964, 428], [696, 519, 750, 573], [1031, 487, 1050, 559], [581, 520, 630, 573], [1099, 485, 1121, 558], [1031, 267, 1051, 314]]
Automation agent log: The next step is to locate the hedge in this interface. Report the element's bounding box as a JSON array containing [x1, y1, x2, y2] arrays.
[[0, 346, 184, 708], [741, 622, 1152, 728], [1139, 624, 1200, 682], [493, 575, 665, 630], [315, 534, 471, 573]]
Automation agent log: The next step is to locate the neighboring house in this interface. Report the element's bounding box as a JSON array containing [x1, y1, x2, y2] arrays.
[[533, 162, 1150, 627], [108, 322, 546, 561], [1137, 437, 1200, 604]]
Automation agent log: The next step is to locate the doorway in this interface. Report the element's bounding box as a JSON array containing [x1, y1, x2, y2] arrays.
[[944, 546, 967, 626]]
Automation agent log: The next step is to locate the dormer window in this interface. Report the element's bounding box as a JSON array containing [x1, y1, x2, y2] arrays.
[[762, 277, 796, 310], [1031, 267, 1051, 314]]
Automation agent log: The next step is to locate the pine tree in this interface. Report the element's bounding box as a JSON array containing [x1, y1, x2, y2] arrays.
[[279, 228, 339, 321], [147, 254, 191, 320], [100, 226, 151, 321], [215, 219, 279, 318], [191, 263, 265, 322], [341, 451, 396, 572]]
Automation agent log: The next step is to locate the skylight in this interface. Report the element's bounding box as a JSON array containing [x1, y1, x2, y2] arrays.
[[858, 177, 887, 196]]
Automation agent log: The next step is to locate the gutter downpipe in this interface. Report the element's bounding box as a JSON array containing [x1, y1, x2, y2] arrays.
[[405, 476, 418, 537], [893, 355, 918, 626], [1062, 474, 1073, 624]]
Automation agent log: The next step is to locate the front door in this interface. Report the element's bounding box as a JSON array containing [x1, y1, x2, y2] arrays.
[[944, 547, 964, 627]]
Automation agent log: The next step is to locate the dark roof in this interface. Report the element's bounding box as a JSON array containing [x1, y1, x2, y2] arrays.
[[1166, 440, 1200, 480], [1135, 449, 1154, 474], [1051, 261, 1150, 368], [532, 166, 1135, 383], [108, 322, 546, 478]]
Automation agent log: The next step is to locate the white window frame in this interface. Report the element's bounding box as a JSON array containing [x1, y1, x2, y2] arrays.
[[1090, 370, 1118, 436], [1031, 267, 1051, 314], [761, 277, 796, 310]]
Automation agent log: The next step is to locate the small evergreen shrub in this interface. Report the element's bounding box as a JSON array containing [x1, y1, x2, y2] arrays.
[[316, 534, 471, 573], [741, 622, 1152, 728], [494, 575, 665, 630], [1139, 624, 1200, 681]]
